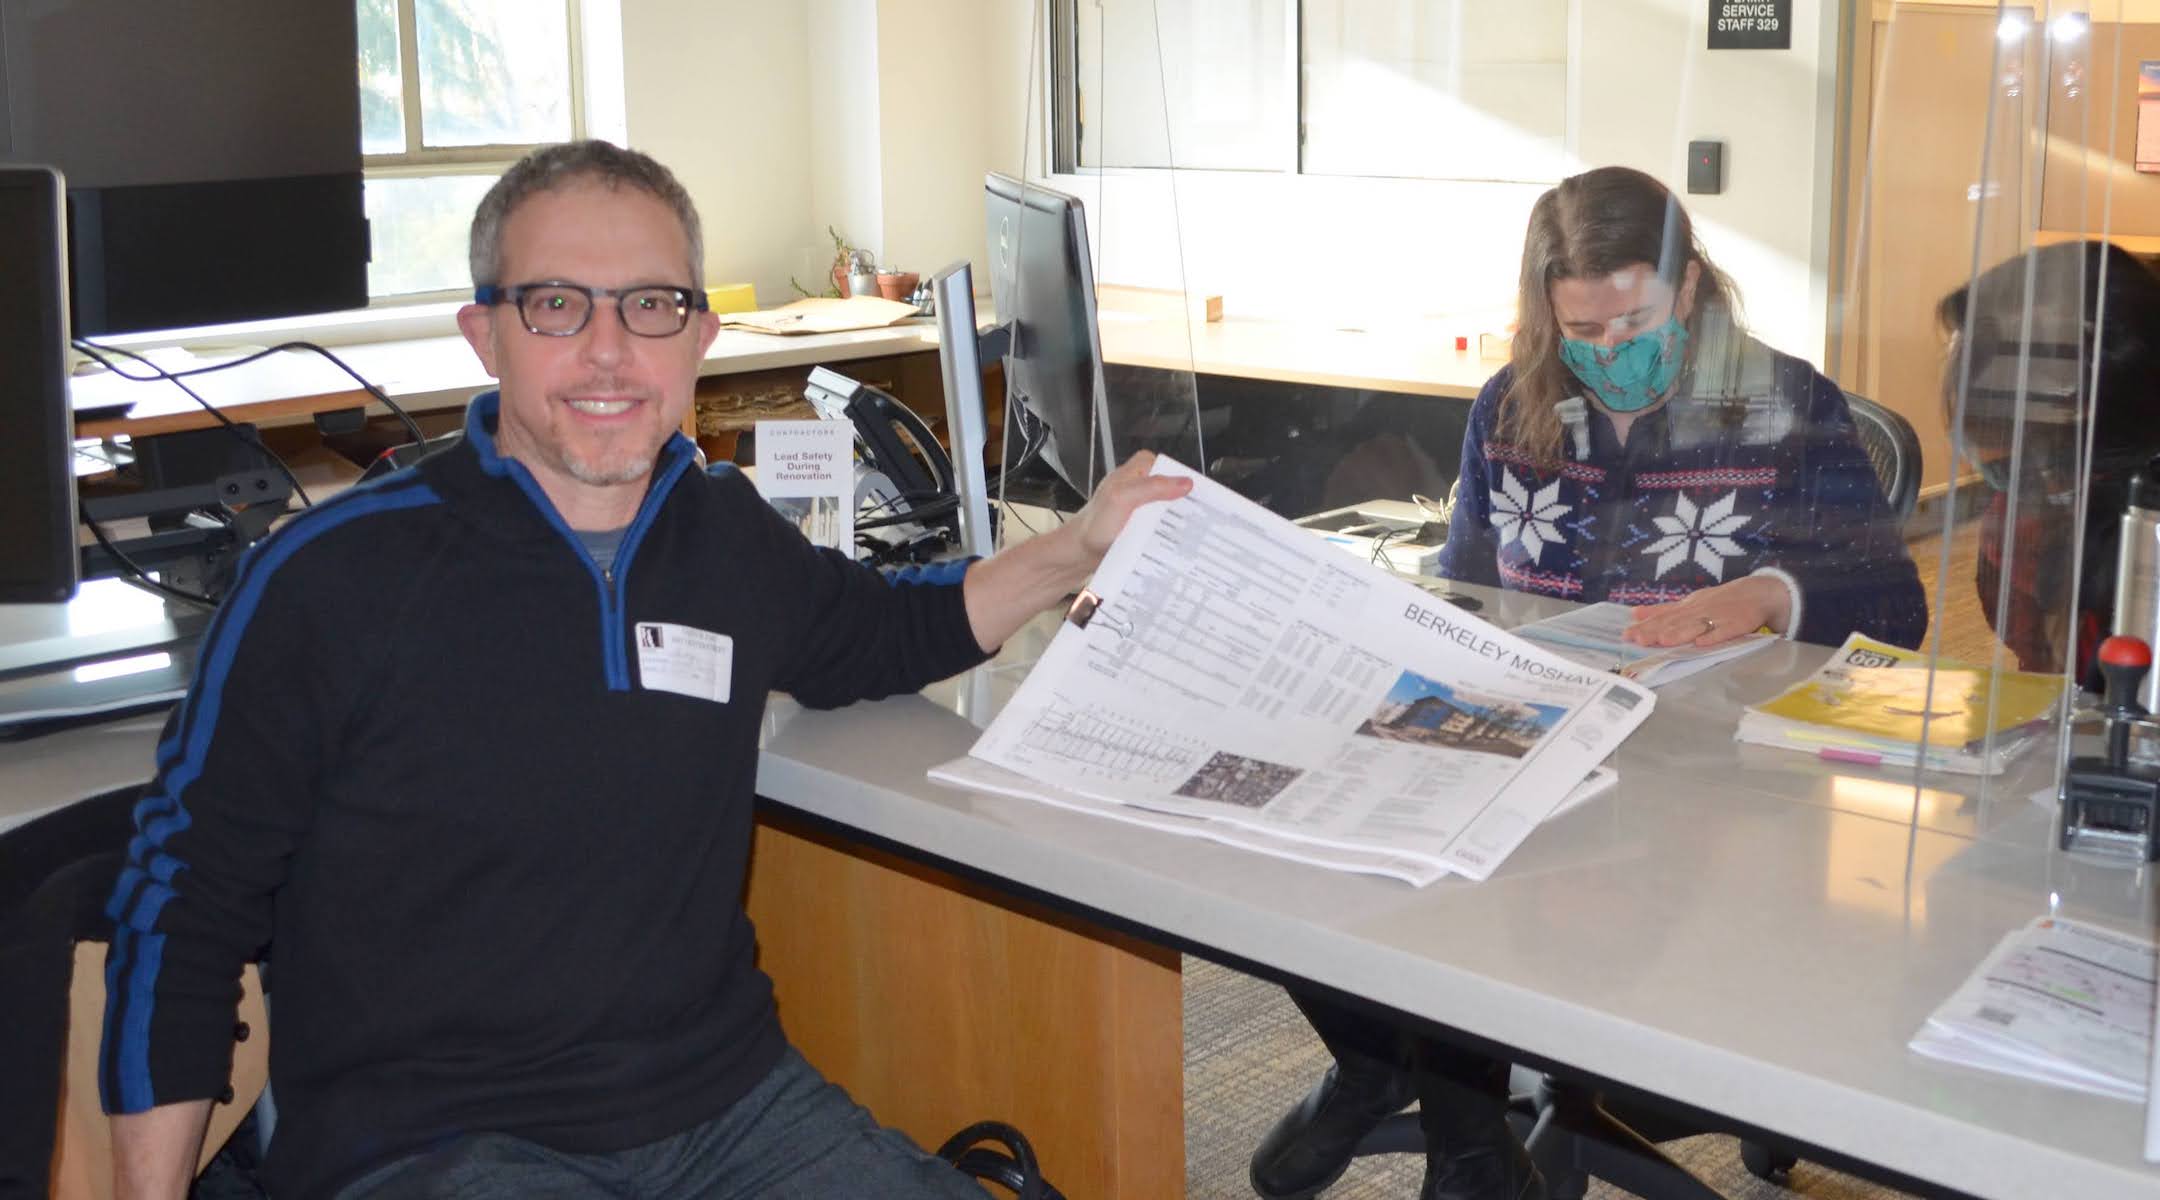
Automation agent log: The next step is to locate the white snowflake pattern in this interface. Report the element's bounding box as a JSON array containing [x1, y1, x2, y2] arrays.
[[1488, 469, 1569, 562], [1643, 491, 1750, 581]]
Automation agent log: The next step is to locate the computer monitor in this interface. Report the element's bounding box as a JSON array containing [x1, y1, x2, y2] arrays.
[[983, 172, 1115, 496], [0, 165, 77, 604], [0, 0, 369, 335], [932, 261, 995, 557]]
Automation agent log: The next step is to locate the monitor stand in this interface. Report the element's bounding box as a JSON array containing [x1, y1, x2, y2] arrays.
[[0, 578, 210, 734]]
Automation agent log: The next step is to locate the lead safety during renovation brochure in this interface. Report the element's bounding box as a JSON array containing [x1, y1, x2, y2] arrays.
[[931, 457, 1653, 885]]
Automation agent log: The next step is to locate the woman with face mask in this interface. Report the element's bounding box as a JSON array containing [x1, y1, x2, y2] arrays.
[[1248, 167, 1926, 1200], [1439, 165, 1926, 649]]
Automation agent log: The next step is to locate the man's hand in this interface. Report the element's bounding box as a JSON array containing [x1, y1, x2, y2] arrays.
[[1621, 574, 1790, 648], [963, 451, 1193, 652], [1060, 451, 1195, 567]]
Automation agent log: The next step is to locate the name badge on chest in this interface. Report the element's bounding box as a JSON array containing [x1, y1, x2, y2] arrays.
[[634, 622, 733, 704]]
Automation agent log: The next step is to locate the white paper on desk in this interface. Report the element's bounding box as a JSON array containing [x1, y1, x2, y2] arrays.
[[719, 296, 918, 335], [928, 758, 1618, 888], [2148, 979, 2160, 1160], [1909, 916, 2155, 1103], [1512, 602, 1774, 687], [944, 457, 1653, 885]]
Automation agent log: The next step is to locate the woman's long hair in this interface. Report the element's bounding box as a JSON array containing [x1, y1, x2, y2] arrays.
[[1500, 166, 1739, 460]]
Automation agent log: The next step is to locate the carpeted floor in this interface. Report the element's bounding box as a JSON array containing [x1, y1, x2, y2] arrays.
[[1181, 958, 1920, 1199]]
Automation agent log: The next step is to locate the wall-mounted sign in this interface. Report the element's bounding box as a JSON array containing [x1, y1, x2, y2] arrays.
[[1708, 0, 1791, 50]]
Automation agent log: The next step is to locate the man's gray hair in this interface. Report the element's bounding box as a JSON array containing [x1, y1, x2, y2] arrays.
[[469, 140, 705, 291]]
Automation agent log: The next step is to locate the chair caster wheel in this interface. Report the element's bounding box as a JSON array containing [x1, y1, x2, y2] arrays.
[[1740, 1139, 1796, 1181]]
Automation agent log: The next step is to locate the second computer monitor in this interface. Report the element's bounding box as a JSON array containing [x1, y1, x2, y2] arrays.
[[0, 165, 78, 603], [983, 172, 1114, 498]]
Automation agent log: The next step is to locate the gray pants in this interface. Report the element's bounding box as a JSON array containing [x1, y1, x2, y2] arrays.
[[336, 1047, 986, 1199]]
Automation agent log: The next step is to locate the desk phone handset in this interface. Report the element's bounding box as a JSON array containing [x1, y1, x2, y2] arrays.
[[802, 365, 957, 527]]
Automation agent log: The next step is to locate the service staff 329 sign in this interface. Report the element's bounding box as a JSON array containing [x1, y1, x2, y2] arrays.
[[1709, 0, 1790, 50]]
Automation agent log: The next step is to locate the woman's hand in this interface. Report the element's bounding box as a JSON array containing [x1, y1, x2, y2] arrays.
[[1622, 575, 1791, 647]]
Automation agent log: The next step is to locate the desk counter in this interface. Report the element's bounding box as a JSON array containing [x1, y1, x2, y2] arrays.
[[7, 590, 2156, 1197], [70, 289, 1487, 441], [1091, 286, 1492, 399], [70, 323, 946, 439], [755, 591, 2158, 1200]]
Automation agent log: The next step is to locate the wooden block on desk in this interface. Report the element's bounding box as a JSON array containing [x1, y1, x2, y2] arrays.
[[1191, 294, 1224, 323]]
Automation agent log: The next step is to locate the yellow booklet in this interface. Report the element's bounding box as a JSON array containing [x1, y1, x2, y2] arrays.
[[1752, 634, 2063, 749]]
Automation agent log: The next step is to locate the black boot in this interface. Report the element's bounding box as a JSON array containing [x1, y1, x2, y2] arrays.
[[1248, 1059, 1416, 1199], [1416, 1050, 1544, 1200]]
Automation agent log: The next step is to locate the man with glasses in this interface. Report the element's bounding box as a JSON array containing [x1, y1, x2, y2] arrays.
[[100, 140, 1189, 1199]]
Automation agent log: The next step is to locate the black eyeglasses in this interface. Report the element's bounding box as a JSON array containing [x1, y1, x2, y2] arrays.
[[474, 281, 708, 338]]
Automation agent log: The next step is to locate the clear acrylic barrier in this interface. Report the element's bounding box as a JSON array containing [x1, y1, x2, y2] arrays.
[[1001, 1, 2160, 875], [987, 1, 1206, 545], [1843, 1, 2160, 869]]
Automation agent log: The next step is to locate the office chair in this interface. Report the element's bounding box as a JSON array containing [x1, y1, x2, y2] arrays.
[[1348, 1068, 1737, 1200], [0, 791, 267, 1199], [1841, 392, 1922, 526]]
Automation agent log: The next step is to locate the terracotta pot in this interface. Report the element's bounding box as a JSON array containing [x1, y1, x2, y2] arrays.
[[876, 271, 920, 302], [830, 264, 849, 298]]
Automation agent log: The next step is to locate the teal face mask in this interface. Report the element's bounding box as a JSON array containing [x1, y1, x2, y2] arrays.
[[1558, 317, 1689, 413]]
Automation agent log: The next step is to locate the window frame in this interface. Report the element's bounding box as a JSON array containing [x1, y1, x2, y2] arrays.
[[1046, 0, 1578, 184], [360, 0, 593, 301]]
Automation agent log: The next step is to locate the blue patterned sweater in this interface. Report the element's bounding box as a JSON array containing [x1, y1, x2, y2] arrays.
[[1438, 331, 1928, 649]]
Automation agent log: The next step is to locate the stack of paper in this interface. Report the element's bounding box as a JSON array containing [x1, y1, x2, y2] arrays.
[[1512, 602, 1775, 687], [928, 458, 1654, 886], [718, 295, 918, 335], [1734, 633, 2064, 775], [1910, 916, 2154, 1102]]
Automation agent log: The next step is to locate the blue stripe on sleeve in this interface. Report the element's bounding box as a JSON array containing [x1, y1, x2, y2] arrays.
[[883, 559, 972, 588], [102, 478, 441, 1112]]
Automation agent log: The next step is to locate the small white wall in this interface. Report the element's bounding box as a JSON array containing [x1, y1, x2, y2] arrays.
[[1575, 0, 1840, 360], [807, 0, 886, 282], [620, 0, 814, 305], [872, 0, 997, 280], [1003, 0, 1843, 360]]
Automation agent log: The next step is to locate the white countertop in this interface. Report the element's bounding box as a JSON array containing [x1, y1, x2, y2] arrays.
[[753, 587, 2159, 1200], [7, 582, 2152, 1197]]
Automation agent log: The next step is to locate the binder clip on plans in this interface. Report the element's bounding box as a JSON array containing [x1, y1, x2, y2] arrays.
[[2059, 636, 2160, 862]]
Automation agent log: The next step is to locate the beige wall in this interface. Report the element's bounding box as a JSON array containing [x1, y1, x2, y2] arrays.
[[872, 0, 1005, 280], [620, 1, 1849, 361], [621, 1, 814, 305], [1009, 0, 1845, 362], [625, 1, 1019, 304], [1576, 0, 1843, 363], [808, 0, 887, 280]]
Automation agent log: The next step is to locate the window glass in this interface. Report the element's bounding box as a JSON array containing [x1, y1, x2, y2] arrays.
[[1075, 0, 1289, 170], [363, 173, 502, 296], [414, 0, 573, 148], [1301, 0, 1570, 182], [356, 0, 406, 156]]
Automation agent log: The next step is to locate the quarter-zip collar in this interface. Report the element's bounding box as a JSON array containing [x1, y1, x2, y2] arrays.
[[435, 391, 699, 690]]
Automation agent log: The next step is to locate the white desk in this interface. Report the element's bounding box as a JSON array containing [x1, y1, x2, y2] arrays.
[[8, 587, 2150, 1197], [752, 585, 2158, 1200], [68, 322, 945, 439], [67, 288, 1489, 442]]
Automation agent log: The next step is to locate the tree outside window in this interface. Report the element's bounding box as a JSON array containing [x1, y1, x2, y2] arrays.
[[357, 0, 584, 298]]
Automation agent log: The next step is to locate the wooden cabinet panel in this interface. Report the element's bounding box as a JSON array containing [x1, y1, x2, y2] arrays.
[[744, 813, 1183, 1199]]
